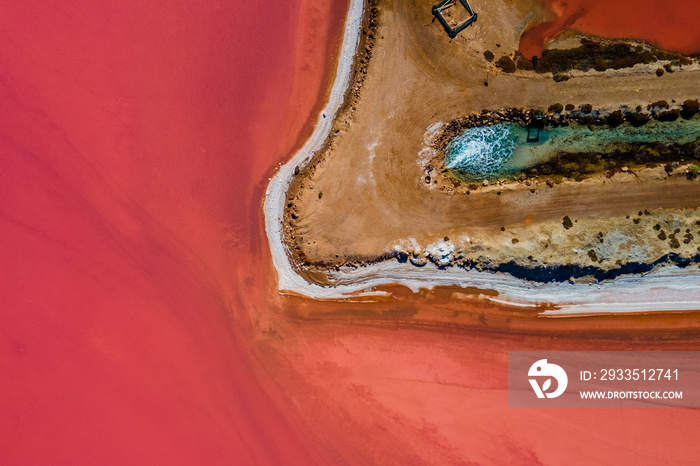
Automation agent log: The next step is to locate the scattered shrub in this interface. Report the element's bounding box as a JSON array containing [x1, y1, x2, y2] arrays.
[[683, 100, 700, 112], [681, 99, 700, 119], [495, 55, 516, 73], [483, 50, 494, 62], [535, 39, 659, 75], [606, 110, 624, 127], [548, 103, 564, 113], [656, 68, 665, 77], [650, 100, 669, 109], [516, 55, 534, 71], [562, 216, 574, 229], [669, 236, 681, 249], [658, 109, 680, 121], [655, 49, 693, 65], [627, 111, 650, 126]]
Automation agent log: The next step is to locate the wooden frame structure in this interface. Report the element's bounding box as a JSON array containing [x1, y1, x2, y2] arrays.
[[432, 0, 477, 39], [526, 115, 545, 143]]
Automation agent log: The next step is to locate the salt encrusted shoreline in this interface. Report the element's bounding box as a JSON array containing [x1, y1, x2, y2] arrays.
[[263, 0, 700, 315]]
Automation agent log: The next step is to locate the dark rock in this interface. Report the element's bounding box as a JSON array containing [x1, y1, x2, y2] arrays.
[[606, 110, 624, 127], [682, 99, 700, 113], [657, 109, 680, 122], [627, 112, 650, 127], [409, 254, 427, 267], [681, 99, 700, 119]]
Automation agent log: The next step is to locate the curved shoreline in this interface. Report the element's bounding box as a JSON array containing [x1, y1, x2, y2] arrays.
[[264, 0, 365, 298], [263, 0, 700, 315]]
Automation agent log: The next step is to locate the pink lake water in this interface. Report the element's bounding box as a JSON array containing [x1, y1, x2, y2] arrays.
[[2, 0, 700, 464], [521, 0, 700, 58], [0, 0, 346, 462]]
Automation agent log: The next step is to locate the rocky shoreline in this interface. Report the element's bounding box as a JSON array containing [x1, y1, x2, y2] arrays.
[[423, 99, 700, 192], [388, 207, 700, 284]]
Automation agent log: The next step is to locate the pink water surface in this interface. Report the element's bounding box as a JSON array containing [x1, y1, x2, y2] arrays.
[[521, 0, 700, 58], [2, 0, 700, 464], [0, 0, 344, 463]]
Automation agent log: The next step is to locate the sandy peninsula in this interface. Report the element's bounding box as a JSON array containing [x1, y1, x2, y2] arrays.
[[265, 0, 700, 314]]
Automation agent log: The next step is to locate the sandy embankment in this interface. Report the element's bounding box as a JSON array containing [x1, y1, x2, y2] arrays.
[[264, 0, 700, 315], [264, 0, 364, 297]]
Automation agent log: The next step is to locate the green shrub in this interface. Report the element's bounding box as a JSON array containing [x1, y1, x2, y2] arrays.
[[682, 99, 700, 113], [650, 100, 669, 108], [516, 55, 534, 71], [655, 49, 693, 65], [535, 39, 664, 75], [483, 50, 494, 62], [563, 216, 574, 229], [495, 55, 516, 73], [548, 103, 564, 113]]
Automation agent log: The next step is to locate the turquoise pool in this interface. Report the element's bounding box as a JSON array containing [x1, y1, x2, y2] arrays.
[[445, 117, 700, 180]]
